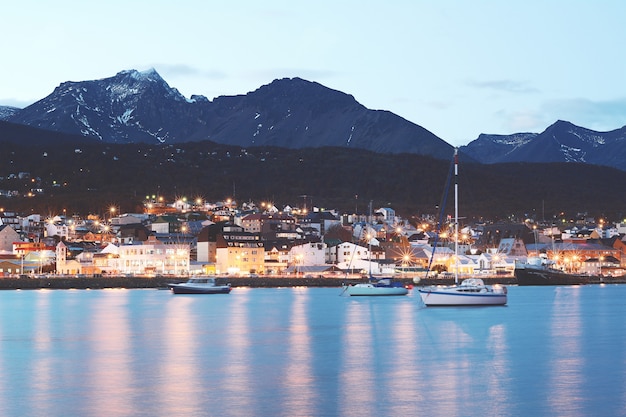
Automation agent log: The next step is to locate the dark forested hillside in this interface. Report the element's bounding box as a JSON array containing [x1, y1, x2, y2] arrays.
[[2, 138, 626, 222]]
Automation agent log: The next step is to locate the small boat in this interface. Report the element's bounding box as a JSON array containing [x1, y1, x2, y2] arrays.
[[342, 278, 409, 296], [168, 277, 232, 294], [418, 148, 507, 306], [341, 201, 409, 297], [514, 256, 589, 286], [418, 278, 507, 306]]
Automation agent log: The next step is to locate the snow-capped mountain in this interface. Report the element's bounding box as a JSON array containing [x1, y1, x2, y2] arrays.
[[461, 120, 626, 170], [7, 69, 197, 143], [4, 69, 453, 159], [4, 69, 626, 170], [0, 105, 20, 119]]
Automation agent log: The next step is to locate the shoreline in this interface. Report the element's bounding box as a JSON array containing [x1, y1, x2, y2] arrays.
[[0, 275, 623, 290]]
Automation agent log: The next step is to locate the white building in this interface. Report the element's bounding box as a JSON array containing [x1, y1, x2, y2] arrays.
[[44, 219, 69, 239], [117, 236, 190, 275], [289, 241, 326, 271]]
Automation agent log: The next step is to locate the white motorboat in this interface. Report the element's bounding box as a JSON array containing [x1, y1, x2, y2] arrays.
[[169, 277, 232, 294], [418, 148, 507, 306], [342, 278, 409, 296], [418, 278, 507, 306]]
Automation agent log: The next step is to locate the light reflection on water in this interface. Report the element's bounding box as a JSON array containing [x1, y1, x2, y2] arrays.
[[0, 285, 625, 417], [548, 287, 583, 416]]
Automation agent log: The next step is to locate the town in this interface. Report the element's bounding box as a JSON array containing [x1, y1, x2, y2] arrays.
[[1, 194, 626, 281]]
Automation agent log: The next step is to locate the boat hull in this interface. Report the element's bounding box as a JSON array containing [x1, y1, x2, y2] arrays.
[[418, 287, 507, 306], [343, 283, 408, 296], [514, 267, 589, 286], [170, 285, 232, 294]]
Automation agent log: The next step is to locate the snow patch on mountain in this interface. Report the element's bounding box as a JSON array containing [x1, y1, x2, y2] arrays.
[[0, 106, 20, 119], [560, 143, 586, 162]]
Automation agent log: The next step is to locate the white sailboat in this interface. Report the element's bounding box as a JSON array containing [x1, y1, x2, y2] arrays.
[[342, 202, 409, 296], [418, 149, 507, 306]]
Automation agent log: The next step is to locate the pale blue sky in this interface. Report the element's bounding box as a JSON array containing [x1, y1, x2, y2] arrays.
[[3, 0, 626, 146]]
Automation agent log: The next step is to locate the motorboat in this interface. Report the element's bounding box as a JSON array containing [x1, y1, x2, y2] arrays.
[[418, 278, 507, 306], [168, 277, 232, 294], [342, 278, 409, 296]]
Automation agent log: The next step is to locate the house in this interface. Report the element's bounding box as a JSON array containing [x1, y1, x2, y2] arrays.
[[196, 224, 221, 263], [301, 211, 341, 236], [375, 207, 397, 224], [330, 241, 390, 274], [0, 259, 21, 276], [263, 239, 293, 275], [111, 213, 148, 226], [0, 224, 20, 253], [44, 219, 70, 239], [472, 252, 517, 275], [581, 255, 624, 276], [498, 238, 528, 257], [150, 215, 180, 234], [215, 224, 264, 275], [239, 212, 297, 239], [92, 243, 120, 275], [289, 241, 327, 271], [117, 224, 151, 244], [117, 236, 190, 276]]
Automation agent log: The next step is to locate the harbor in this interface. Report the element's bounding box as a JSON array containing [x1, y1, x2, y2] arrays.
[[0, 273, 625, 290]]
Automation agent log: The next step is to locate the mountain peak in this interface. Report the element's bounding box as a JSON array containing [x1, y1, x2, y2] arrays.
[[116, 68, 163, 82]]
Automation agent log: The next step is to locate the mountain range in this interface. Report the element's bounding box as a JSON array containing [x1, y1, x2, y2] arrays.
[[2, 68, 625, 170], [2, 69, 626, 221], [0, 69, 452, 160]]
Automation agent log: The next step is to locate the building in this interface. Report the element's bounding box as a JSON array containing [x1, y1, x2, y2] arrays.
[[215, 224, 264, 275], [0, 225, 20, 253], [289, 241, 327, 272], [118, 236, 190, 275], [239, 212, 298, 240]]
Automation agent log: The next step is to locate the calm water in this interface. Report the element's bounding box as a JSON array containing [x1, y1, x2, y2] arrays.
[[0, 285, 625, 417]]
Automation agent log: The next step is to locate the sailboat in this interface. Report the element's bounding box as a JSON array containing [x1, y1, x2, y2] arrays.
[[418, 148, 508, 306], [341, 202, 409, 296]]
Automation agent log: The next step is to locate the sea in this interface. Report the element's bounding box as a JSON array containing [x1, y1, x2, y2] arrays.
[[0, 284, 625, 417]]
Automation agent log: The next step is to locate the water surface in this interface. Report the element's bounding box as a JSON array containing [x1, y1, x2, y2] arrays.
[[0, 285, 625, 417]]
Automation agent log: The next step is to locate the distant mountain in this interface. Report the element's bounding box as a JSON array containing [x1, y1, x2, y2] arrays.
[[461, 120, 626, 170], [5, 69, 626, 170], [0, 106, 20, 119], [4, 69, 453, 160], [0, 120, 97, 145]]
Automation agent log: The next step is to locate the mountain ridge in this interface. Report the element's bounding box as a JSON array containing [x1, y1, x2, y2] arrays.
[[461, 120, 626, 170], [3, 69, 454, 160], [2, 69, 626, 170]]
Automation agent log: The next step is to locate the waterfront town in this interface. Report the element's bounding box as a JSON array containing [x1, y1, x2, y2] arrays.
[[1, 195, 626, 281]]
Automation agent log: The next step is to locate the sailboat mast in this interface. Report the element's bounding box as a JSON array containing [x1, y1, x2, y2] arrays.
[[454, 148, 459, 285], [368, 200, 373, 279]]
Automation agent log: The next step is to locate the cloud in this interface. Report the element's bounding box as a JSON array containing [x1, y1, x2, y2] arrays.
[[494, 97, 626, 135], [152, 64, 227, 80], [242, 68, 340, 83], [495, 109, 546, 133], [0, 98, 35, 109], [468, 79, 538, 94], [541, 97, 626, 131]]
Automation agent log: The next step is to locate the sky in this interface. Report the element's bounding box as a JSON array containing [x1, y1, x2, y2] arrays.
[[3, 0, 626, 147]]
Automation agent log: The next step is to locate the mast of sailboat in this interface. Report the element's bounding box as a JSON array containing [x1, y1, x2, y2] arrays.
[[368, 200, 373, 280], [454, 147, 459, 285]]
